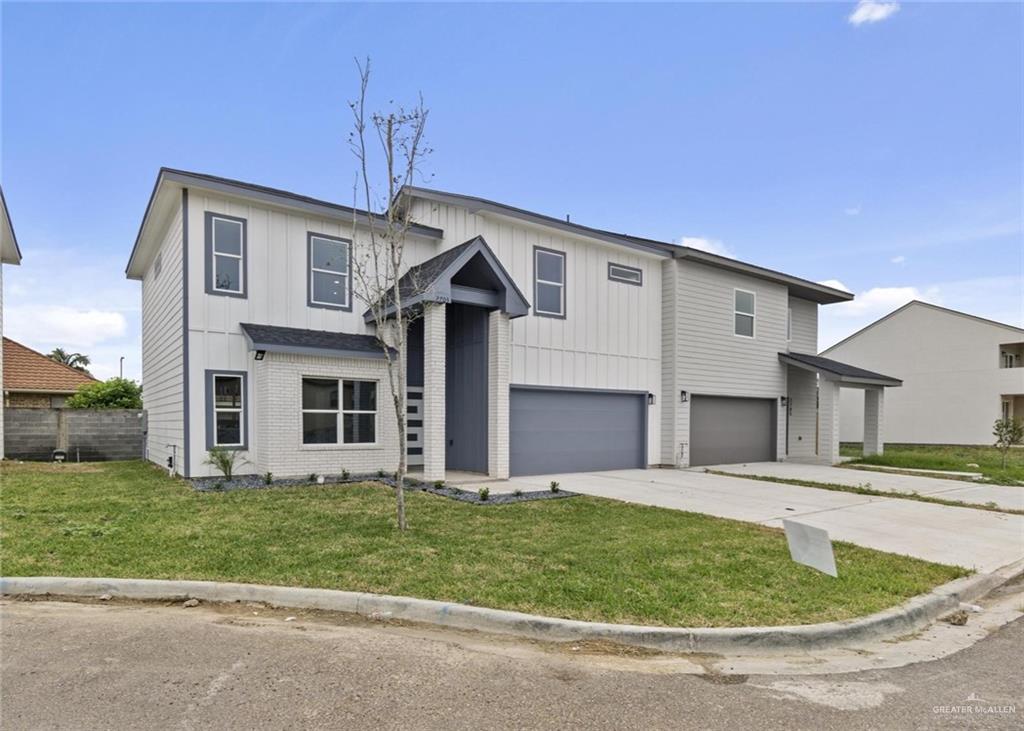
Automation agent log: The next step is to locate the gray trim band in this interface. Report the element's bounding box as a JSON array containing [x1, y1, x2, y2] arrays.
[[181, 189, 191, 478]]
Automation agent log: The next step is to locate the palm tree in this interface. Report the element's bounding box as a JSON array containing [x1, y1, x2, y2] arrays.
[[48, 347, 92, 373]]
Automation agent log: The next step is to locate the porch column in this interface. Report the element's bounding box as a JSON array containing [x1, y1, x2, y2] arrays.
[[818, 379, 841, 465], [422, 303, 446, 482], [488, 310, 511, 479], [863, 387, 885, 457]]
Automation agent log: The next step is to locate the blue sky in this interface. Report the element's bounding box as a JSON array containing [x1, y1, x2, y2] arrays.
[[2, 1, 1021, 380]]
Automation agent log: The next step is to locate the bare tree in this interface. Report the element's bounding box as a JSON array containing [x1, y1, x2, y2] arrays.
[[348, 58, 432, 531]]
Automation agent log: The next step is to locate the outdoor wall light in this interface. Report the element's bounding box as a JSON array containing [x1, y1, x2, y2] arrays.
[[779, 396, 788, 406], [680, 390, 688, 403], [648, 393, 656, 405], [254, 350, 266, 361]]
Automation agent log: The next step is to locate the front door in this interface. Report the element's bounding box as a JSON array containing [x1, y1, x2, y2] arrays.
[[445, 304, 489, 472]]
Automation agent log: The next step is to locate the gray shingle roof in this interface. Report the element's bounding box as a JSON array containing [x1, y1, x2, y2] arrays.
[[780, 351, 902, 386], [240, 323, 390, 360]]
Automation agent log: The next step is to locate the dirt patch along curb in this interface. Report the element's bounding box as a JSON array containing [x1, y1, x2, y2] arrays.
[[4, 560, 1022, 655]]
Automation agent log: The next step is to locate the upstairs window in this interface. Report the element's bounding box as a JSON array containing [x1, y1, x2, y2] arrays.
[[608, 263, 643, 286], [534, 247, 566, 318], [308, 233, 351, 310], [734, 289, 755, 338], [205, 213, 247, 297]]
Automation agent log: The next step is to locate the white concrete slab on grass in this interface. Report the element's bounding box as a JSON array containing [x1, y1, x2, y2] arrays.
[[490, 468, 1024, 573], [707, 461, 1024, 513]]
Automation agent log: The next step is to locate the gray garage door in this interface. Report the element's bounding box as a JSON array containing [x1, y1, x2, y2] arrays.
[[509, 387, 646, 476], [690, 395, 775, 467]]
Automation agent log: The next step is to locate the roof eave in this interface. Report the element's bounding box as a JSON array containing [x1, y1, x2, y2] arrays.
[[0, 185, 23, 265]]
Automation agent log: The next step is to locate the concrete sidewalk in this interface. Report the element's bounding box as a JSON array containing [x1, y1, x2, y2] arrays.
[[490, 469, 1023, 572], [708, 461, 1024, 513]]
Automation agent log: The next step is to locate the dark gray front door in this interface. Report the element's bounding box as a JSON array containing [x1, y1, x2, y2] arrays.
[[690, 395, 775, 466], [445, 304, 489, 472], [509, 387, 646, 476]]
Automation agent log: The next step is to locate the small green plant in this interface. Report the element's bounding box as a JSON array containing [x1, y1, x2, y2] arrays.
[[342, 469, 350, 480], [550, 481, 560, 493], [994, 417, 1024, 468], [212, 482, 224, 491], [478, 487, 490, 501], [203, 447, 245, 481], [513, 489, 523, 497], [309, 473, 318, 483], [377, 469, 386, 478], [263, 472, 273, 486], [433, 480, 445, 489]]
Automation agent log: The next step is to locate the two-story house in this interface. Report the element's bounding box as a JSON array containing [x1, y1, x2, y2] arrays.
[[1, 186, 24, 460], [126, 168, 899, 479], [824, 301, 1024, 445]]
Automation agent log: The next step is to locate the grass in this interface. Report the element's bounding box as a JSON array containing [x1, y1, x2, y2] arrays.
[[707, 470, 1023, 516], [841, 443, 1024, 486], [0, 460, 967, 628]]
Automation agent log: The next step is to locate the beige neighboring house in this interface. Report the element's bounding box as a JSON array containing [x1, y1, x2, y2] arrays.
[[823, 300, 1024, 446], [2, 337, 98, 409], [1, 186, 24, 459]]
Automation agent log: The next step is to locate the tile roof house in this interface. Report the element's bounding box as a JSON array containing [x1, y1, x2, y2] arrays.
[[2, 337, 98, 409], [126, 168, 900, 479]]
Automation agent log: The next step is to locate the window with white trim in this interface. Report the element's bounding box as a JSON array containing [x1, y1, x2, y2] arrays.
[[209, 214, 245, 294], [534, 247, 565, 317], [212, 375, 244, 447], [309, 234, 351, 309], [302, 378, 377, 445], [734, 289, 755, 338], [608, 262, 642, 286]]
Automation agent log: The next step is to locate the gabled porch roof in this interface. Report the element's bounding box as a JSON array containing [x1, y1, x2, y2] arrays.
[[363, 236, 531, 323], [780, 351, 902, 387]]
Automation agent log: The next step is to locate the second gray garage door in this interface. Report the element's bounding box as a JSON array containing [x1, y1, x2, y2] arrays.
[[690, 395, 775, 467], [509, 387, 646, 476]]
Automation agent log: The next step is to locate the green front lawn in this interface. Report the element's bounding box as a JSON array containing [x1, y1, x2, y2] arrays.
[[0, 461, 966, 628], [841, 442, 1024, 485]]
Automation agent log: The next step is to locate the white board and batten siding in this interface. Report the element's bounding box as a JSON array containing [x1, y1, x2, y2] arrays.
[[408, 199, 664, 465], [182, 192, 427, 477], [140, 204, 185, 473]]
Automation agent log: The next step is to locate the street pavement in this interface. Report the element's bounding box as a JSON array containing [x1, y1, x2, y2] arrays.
[[2, 599, 1021, 730]]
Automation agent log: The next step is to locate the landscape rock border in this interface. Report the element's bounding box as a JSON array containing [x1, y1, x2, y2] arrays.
[[4, 559, 1021, 655], [191, 473, 575, 505]]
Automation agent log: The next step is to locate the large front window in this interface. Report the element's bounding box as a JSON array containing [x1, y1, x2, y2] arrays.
[[308, 234, 351, 309], [302, 378, 377, 445]]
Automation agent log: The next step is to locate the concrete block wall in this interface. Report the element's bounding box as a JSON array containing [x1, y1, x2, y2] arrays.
[[252, 351, 399, 478], [3, 408, 145, 461]]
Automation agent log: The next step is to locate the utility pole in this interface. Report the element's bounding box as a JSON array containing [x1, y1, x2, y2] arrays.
[[119, 356, 124, 379]]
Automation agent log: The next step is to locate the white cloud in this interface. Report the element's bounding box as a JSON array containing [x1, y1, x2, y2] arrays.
[[5, 305, 127, 348], [890, 255, 906, 264], [848, 1, 900, 26], [844, 205, 861, 216], [817, 279, 853, 293], [678, 236, 735, 259]]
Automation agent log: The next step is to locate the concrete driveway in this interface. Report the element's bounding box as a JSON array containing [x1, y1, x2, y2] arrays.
[[709, 461, 1024, 513], [493, 469, 1024, 573]]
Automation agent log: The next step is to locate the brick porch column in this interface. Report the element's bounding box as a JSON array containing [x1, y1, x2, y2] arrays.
[[487, 310, 511, 479], [422, 303, 446, 482], [863, 387, 885, 457], [818, 379, 841, 465]]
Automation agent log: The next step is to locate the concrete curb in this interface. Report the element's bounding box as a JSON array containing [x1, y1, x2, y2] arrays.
[[4, 560, 1022, 654]]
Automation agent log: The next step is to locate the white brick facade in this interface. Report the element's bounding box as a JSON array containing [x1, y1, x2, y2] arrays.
[[487, 310, 511, 479], [253, 351, 398, 477], [422, 304, 446, 481]]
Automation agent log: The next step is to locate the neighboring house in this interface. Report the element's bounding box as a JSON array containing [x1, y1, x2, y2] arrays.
[[1, 186, 23, 459], [127, 168, 898, 479], [823, 301, 1024, 445], [2, 337, 99, 408]]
